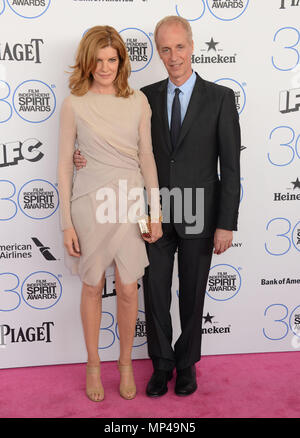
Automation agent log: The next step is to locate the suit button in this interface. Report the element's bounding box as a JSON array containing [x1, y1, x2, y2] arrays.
[[170, 159, 175, 164]]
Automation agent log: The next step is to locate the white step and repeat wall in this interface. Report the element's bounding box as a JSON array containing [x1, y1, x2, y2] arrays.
[[0, 0, 300, 368]]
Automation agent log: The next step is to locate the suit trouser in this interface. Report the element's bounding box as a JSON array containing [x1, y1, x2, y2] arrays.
[[143, 220, 214, 372]]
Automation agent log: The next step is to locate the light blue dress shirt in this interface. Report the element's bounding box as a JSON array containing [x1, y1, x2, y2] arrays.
[[167, 71, 197, 127]]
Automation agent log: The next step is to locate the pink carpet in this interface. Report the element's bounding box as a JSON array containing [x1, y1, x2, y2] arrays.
[[0, 351, 299, 418]]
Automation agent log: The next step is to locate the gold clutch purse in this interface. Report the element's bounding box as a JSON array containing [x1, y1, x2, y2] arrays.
[[137, 214, 162, 238], [138, 216, 151, 238]]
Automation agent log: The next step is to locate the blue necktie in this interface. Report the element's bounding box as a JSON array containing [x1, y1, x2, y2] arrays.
[[170, 88, 181, 150]]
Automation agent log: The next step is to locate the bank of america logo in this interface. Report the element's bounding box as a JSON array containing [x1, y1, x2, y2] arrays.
[[31, 237, 56, 260]]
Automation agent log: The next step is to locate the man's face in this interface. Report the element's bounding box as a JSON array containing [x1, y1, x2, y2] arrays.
[[156, 22, 194, 85]]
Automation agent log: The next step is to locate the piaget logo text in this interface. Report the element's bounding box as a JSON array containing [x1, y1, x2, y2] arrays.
[[0, 39, 43, 63]]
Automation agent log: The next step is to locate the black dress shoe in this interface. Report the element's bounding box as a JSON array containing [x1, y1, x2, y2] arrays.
[[175, 365, 197, 396], [146, 369, 173, 397]]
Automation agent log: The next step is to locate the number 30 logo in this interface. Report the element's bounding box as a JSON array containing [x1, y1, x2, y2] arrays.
[[272, 27, 300, 71], [264, 304, 300, 341], [265, 218, 300, 256]]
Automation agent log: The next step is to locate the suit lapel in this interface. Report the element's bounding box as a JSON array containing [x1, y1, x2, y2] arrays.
[[174, 74, 207, 153], [156, 79, 173, 154]]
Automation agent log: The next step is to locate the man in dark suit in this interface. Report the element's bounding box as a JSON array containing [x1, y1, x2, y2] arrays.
[[73, 15, 241, 398], [141, 16, 241, 398]]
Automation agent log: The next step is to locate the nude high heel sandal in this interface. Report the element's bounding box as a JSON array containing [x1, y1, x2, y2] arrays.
[[117, 361, 136, 400], [86, 364, 104, 402]]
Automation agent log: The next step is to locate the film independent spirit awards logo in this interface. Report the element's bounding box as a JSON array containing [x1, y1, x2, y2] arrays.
[[206, 264, 242, 301], [206, 0, 249, 21], [18, 179, 59, 220], [175, 1, 249, 22], [13, 80, 56, 123], [0, 271, 61, 312], [214, 78, 246, 115], [21, 271, 62, 310], [119, 27, 153, 72], [0, 1, 51, 19]]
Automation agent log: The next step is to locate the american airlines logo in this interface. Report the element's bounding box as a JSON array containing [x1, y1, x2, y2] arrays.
[[31, 238, 56, 260]]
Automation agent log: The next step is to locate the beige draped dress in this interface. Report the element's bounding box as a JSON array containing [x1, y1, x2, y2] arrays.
[[57, 89, 160, 286]]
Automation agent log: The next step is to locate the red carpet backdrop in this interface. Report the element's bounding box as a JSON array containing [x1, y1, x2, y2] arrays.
[[0, 0, 300, 368]]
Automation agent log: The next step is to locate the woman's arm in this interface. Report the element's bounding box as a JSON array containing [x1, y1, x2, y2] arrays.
[[57, 97, 81, 257], [57, 96, 77, 231]]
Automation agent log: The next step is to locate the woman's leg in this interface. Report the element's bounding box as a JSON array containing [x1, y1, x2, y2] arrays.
[[115, 266, 138, 399], [81, 275, 105, 401], [80, 274, 105, 366], [115, 266, 138, 364]]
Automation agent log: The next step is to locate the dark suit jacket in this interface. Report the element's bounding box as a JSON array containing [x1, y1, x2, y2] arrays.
[[141, 73, 241, 239]]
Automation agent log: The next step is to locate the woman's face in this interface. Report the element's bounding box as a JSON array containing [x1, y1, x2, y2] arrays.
[[92, 46, 120, 90]]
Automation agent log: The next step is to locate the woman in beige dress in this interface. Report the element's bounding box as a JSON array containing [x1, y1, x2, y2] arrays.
[[57, 26, 162, 402]]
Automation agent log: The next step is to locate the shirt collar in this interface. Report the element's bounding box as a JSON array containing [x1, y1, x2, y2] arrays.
[[167, 70, 196, 95]]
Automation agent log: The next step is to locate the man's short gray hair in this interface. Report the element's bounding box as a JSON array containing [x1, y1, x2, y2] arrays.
[[154, 15, 193, 48]]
